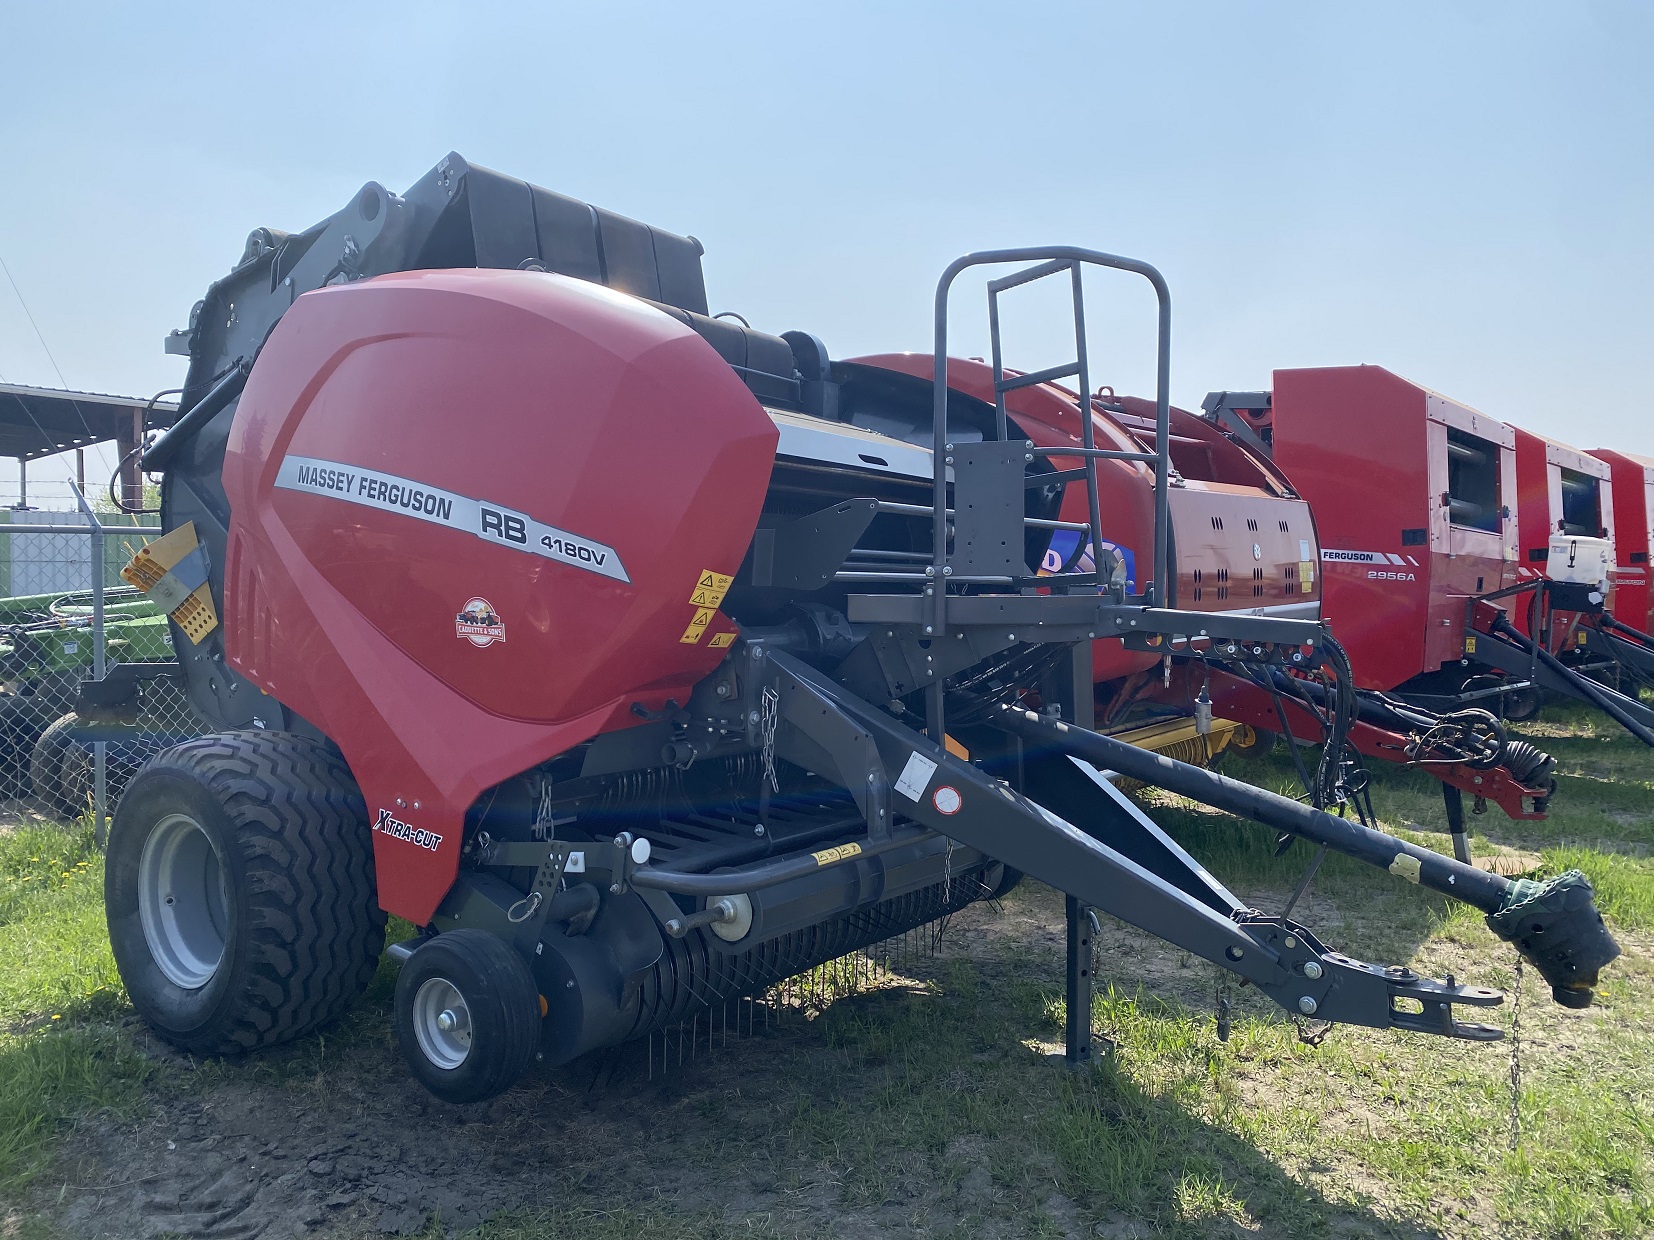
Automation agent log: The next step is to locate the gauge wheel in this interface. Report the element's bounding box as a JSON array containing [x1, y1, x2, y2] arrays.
[[394, 929, 543, 1104]]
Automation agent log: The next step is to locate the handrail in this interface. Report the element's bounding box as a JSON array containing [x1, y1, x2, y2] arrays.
[[928, 247, 1174, 737]]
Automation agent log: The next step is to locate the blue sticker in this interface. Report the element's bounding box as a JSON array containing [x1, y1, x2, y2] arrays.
[[1040, 532, 1136, 592]]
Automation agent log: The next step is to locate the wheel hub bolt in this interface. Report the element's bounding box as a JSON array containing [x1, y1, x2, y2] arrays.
[[437, 1009, 458, 1032]]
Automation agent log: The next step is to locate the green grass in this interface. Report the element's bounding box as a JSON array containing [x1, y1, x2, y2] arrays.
[[0, 701, 1651, 1238], [0, 819, 151, 1194]]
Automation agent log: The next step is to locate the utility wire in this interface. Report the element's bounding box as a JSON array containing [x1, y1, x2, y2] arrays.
[[0, 250, 120, 491], [0, 252, 71, 388]]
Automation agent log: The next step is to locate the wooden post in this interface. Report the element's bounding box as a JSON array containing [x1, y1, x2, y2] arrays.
[[115, 406, 142, 510]]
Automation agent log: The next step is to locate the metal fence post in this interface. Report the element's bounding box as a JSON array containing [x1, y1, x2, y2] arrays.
[[69, 483, 108, 837], [0, 500, 174, 827]]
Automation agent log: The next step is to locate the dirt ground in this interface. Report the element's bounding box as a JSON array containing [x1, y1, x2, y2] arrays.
[[10, 727, 1652, 1240], [41, 900, 1074, 1240], [31, 868, 1630, 1240]]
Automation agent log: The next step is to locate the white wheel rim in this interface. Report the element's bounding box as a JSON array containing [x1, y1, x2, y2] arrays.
[[412, 977, 472, 1070], [138, 812, 230, 989]]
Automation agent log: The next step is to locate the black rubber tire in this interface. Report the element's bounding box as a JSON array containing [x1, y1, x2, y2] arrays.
[[982, 862, 1025, 902], [30, 713, 83, 817], [394, 930, 542, 1104], [0, 694, 55, 799], [1224, 725, 1278, 761], [105, 730, 386, 1055], [1501, 685, 1544, 724]]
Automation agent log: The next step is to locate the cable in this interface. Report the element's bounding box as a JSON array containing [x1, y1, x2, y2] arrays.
[[0, 251, 120, 486], [106, 387, 182, 514], [0, 254, 71, 388], [942, 641, 1070, 726]]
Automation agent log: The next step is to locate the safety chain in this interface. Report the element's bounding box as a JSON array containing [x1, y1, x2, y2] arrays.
[[534, 777, 557, 839], [759, 686, 780, 792], [1509, 954, 1524, 1151], [1294, 1016, 1332, 1047]]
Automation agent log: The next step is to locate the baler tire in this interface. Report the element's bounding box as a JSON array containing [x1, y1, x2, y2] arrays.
[[394, 930, 542, 1104], [1224, 725, 1277, 762], [1501, 686, 1544, 724], [105, 731, 386, 1057], [982, 862, 1025, 902]]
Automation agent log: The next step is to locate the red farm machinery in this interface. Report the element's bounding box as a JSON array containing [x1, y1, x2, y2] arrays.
[[1579, 447, 1654, 696], [1199, 367, 1654, 755], [1593, 449, 1654, 636], [102, 156, 1617, 1103]]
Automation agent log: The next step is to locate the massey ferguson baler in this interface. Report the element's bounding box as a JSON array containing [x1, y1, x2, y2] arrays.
[[1208, 367, 1654, 748], [1593, 448, 1654, 635], [105, 156, 1618, 1103], [1500, 429, 1654, 698]]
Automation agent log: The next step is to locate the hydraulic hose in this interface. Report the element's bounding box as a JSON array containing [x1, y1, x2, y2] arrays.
[[1602, 613, 1654, 649], [984, 699, 1619, 1005], [1490, 615, 1654, 748], [141, 363, 249, 473], [993, 700, 1509, 910]]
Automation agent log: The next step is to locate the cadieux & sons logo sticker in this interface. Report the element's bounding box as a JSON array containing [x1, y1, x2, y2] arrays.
[[455, 597, 506, 647]]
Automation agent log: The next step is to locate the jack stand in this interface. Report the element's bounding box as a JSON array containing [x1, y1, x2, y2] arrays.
[[1444, 783, 1472, 865], [1065, 895, 1095, 1067]]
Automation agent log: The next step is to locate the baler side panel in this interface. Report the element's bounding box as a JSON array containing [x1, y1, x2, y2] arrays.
[[1512, 426, 1552, 584], [1593, 450, 1654, 633], [220, 269, 778, 922], [1424, 397, 1519, 669], [1272, 366, 1433, 690], [1511, 427, 1617, 642]]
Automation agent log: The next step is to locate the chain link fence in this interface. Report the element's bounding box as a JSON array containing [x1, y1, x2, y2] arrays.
[[0, 499, 201, 826]]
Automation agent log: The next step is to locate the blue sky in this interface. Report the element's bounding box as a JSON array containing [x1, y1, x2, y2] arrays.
[[1, 1, 1649, 504]]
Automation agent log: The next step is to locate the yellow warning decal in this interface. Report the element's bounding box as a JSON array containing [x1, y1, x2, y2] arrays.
[[1464, 636, 1477, 655], [690, 569, 734, 608], [682, 570, 734, 643], [944, 733, 969, 760], [121, 521, 219, 644], [708, 631, 736, 649], [1299, 560, 1314, 593], [812, 842, 864, 867], [1576, 630, 1587, 646]]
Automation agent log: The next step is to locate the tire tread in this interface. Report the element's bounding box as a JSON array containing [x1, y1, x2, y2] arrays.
[[119, 730, 386, 1054]]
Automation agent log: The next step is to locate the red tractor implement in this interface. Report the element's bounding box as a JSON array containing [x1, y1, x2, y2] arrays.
[[1508, 428, 1612, 647], [849, 358, 1555, 828], [1503, 429, 1654, 698], [1593, 449, 1654, 635], [1577, 448, 1654, 694], [105, 156, 1618, 1102], [1204, 367, 1654, 748]]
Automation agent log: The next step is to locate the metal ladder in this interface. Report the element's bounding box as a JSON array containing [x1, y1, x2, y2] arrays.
[[927, 248, 1174, 634]]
